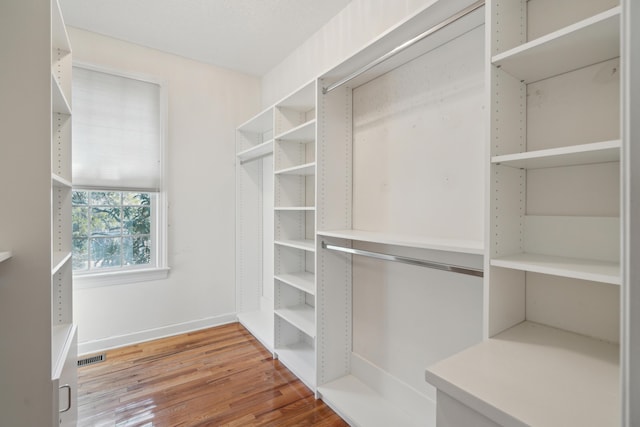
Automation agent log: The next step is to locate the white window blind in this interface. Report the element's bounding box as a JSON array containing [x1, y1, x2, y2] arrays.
[[72, 67, 161, 191]]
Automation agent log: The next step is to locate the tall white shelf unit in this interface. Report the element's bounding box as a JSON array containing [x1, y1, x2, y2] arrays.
[[236, 107, 275, 351], [272, 81, 318, 390], [0, 0, 77, 425], [426, 1, 628, 426]]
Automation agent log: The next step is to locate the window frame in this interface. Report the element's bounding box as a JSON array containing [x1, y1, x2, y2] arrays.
[[72, 62, 169, 288]]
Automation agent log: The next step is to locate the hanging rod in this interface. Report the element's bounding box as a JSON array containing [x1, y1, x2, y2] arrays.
[[322, 0, 485, 94], [321, 241, 483, 277]]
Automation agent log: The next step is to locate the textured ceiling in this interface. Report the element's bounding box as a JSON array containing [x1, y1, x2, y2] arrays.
[[59, 0, 351, 76]]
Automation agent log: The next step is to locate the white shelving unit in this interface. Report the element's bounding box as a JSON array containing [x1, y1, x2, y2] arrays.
[[425, 1, 624, 425], [273, 80, 318, 390], [0, 0, 77, 425], [235, 106, 276, 352], [50, 2, 77, 424], [314, 1, 486, 424]]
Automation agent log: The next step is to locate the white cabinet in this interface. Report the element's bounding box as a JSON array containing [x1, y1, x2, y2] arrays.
[[425, 1, 626, 425], [0, 0, 76, 425]]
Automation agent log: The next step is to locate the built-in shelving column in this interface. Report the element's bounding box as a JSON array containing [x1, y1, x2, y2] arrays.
[[425, 1, 623, 425], [51, 1, 77, 424], [272, 81, 317, 390], [235, 107, 275, 351]]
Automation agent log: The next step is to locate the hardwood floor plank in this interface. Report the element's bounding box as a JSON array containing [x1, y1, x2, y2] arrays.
[[77, 323, 347, 427]]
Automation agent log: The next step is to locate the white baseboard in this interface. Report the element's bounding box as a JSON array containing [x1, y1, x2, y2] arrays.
[[78, 313, 237, 356]]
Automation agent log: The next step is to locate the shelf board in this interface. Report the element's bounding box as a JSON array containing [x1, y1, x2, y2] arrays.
[[52, 251, 72, 275], [237, 140, 273, 163], [318, 375, 432, 427], [275, 119, 316, 142], [0, 251, 13, 263], [274, 239, 315, 252], [425, 321, 620, 427], [274, 206, 315, 211], [492, 7, 620, 83], [274, 162, 316, 176], [237, 310, 274, 352], [491, 252, 620, 285], [52, 323, 76, 379], [237, 108, 273, 134], [275, 80, 315, 111], [275, 272, 315, 295], [51, 0, 72, 52], [275, 304, 315, 338], [52, 173, 72, 188], [51, 74, 71, 115], [275, 340, 316, 389], [318, 229, 484, 255], [492, 140, 621, 170]]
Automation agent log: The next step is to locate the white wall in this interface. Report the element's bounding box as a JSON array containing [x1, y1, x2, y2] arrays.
[[261, 0, 437, 106], [69, 28, 261, 354]]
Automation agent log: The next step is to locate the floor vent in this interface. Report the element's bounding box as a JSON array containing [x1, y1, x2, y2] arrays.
[[77, 354, 106, 367]]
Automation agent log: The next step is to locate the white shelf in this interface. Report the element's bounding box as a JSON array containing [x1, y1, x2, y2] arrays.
[[274, 206, 315, 211], [51, 74, 71, 115], [0, 251, 12, 263], [425, 321, 620, 427], [275, 119, 316, 142], [492, 140, 621, 170], [237, 310, 274, 352], [275, 340, 316, 389], [274, 239, 315, 252], [52, 251, 72, 275], [237, 108, 273, 134], [275, 81, 315, 111], [52, 173, 72, 188], [52, 323, 76, 379], [275, 272, 315, 295], [319, 375, 433, 427], [274, 162, 316, 176], [318, 229, 484, 255], [491, 252, 620, 285], [51, 0, 71, 52], [236, 139, 273, 163], [492, 7, 620, 83], [275, 304, 315, 338]]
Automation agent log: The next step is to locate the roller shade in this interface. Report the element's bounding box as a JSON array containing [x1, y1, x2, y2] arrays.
[[72, 67, 161, 191]]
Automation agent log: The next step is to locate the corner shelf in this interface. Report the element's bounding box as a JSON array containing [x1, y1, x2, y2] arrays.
[[275, 305, 315, 338], [52, 173, 72, 188], [491, 253, 620, 285], [274, 239, 315, 252], [236, 139, 273, 163], [318, 229, 484, 255], [52, 251, 72, 275], [237, 108, 273, 134], [274, 162, 316, 176], [491, 140, 621, 170], [275, 272, 315, 295], [492, 6, 620, 83], [51, 74, 71, 115], [275, 119, 316, 142], [425, 321, 620, 427], [237, 310, 274, 352], [275, 340, 315, 389], [0, 251, 12, 263], [318, 375, 432, 427]]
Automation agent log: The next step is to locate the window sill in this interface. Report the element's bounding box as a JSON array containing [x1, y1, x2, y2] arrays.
[[73, 267, 170, 289]]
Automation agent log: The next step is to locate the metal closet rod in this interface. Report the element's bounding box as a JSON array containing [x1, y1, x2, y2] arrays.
[[321, 242, 484, 278], [322, 0, 485, 94]]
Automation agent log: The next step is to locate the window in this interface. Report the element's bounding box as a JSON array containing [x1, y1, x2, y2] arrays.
[[72, 65, 167, 286], [72, 190, 154, 271]]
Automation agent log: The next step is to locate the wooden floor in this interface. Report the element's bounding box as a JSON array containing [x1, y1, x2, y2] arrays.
[[77, 322, 347, 426]]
